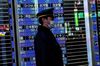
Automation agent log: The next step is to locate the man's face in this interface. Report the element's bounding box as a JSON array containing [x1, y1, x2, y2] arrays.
[[42, 17, 54, 28], [47, 17, 53, 25]]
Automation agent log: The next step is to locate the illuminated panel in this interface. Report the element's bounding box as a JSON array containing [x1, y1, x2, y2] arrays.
[[0, 0, 12, 65], [16, 0, 37, 66], [95, 0, 100, 65], [63, 0, 88, 65], [16, 0, 66, 66]]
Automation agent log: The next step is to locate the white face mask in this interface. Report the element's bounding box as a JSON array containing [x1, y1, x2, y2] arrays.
[[48, 21, 54, 29]]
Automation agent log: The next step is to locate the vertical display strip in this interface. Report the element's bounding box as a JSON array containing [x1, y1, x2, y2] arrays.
[[9, 0, 17, 66], [15, 0, 38, 66], [84, 0, 93, 66], [95, 0, 100, 66], [88, 0, 100, 66], [63, 0, 88, 66], [74, 8, 79, 27], [0, 0, 12, 65]]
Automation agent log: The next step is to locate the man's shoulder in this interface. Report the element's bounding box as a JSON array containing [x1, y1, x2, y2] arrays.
[[34, 31, 47, 40]]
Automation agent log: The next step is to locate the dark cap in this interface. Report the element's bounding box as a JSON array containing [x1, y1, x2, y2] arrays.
[[37, 8, 54, 19]]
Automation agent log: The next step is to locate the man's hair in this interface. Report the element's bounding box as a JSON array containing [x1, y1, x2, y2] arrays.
[[38, 16, 48, 25], [38, 15, 54, 25]]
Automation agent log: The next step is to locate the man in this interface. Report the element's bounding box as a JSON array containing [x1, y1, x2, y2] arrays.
[[34, 8, 63, 66]]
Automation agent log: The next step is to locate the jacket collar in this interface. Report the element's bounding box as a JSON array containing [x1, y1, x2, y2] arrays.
[[38, 25, 50, 32]]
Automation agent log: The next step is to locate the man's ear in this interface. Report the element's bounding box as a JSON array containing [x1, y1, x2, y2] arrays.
[[42, 18, 45, 21], [42, 18, 47, 22]]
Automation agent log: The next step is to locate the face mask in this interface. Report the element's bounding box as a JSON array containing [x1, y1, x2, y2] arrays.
[[48, 21, 54, 29]]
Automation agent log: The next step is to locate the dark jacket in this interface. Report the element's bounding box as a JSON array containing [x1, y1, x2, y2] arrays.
[[34, 25, 63, 66]]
